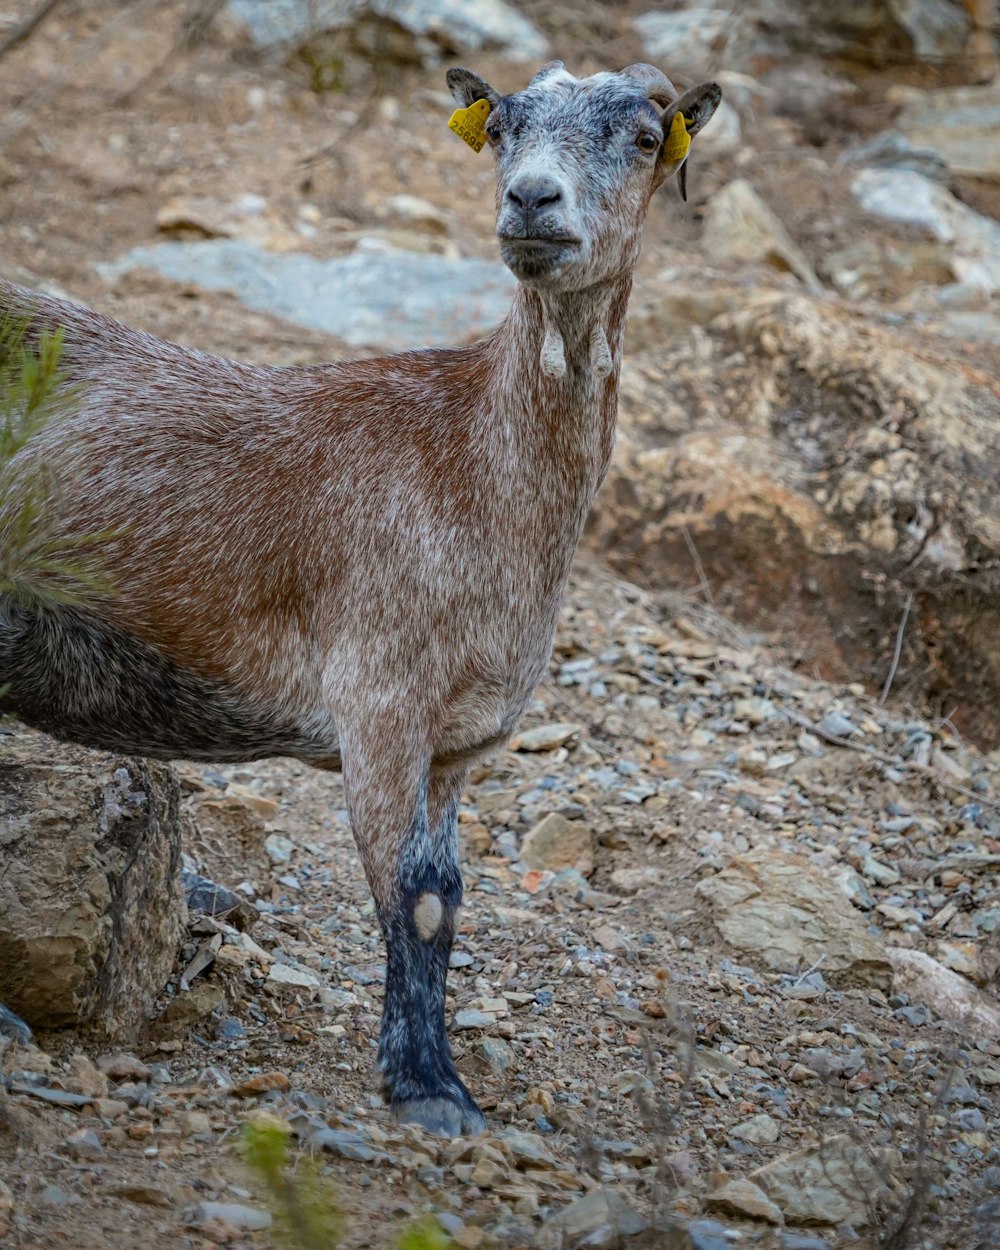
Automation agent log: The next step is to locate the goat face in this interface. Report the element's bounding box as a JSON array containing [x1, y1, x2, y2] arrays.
[[447, 62, 722, 292]]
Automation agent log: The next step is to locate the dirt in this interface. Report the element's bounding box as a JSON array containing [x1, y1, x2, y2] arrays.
[[1, 3, 999, 1250]]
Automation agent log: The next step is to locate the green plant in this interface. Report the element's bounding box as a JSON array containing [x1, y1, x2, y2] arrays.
[[240, 1116, 345, 1250], [396, 1216, 453, 1250], [0, 314, 107, 609], [239, 1116, 456, 1250]]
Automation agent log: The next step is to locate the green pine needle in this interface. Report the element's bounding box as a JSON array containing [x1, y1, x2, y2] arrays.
[[0, 312, 111, 609]]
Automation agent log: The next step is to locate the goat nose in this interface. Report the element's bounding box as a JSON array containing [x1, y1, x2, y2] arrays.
[[506, 176, 563, 212]]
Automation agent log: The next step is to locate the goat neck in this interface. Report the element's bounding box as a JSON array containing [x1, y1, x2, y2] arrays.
[[482, 274, 631, 501]]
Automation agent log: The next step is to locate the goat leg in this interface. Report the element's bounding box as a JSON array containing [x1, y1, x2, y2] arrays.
[[344, 744, 484, 1137]]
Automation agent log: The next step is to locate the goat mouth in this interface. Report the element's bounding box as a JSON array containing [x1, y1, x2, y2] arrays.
[[497, 235, 581, 246], [498, 235, 581, 279]]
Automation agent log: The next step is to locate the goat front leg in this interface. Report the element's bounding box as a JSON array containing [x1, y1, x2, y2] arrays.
[[343, 740, 484, 1137]]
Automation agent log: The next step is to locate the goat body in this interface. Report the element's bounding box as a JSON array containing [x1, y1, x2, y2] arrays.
[[0, 60, 720, 1135], [1, 279, 620, 770]]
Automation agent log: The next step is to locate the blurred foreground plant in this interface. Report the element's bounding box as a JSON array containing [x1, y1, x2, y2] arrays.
[[240, 1116, 345, 1250], [0, 313, 114, 707], [396, 1215, 453, 1250], [0, 314, 107, 608], [240, 1116, 453, 1250]]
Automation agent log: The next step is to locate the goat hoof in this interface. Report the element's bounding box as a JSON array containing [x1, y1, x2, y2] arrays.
[[0, 1003, 32, 1045], [392, 1095, 486, 1138]]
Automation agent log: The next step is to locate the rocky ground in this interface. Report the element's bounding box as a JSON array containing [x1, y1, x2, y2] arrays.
[[3, 568, 1000, 1249], [2, 2, 1000, 1249]]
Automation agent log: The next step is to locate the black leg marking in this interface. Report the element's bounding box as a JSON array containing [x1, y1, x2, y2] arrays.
[[376, 798, 485, 1138]]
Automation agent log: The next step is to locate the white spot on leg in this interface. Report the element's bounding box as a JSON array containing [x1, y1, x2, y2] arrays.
[[413, 892, 443, 940]]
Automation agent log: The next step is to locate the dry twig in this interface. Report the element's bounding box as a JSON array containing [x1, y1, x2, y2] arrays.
[[879, 590, 914, 707], [681, 523, 714, 606]]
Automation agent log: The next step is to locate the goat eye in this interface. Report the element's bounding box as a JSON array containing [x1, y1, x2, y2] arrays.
[[635, 131, 659, 154], [486, 125, 501, 145]]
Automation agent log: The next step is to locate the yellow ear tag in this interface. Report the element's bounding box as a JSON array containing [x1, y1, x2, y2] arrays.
[[663, 111, 691, 163], [448, 98, 491, 153]]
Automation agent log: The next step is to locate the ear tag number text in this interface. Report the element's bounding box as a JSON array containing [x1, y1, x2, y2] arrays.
[[448, 99, 491, 152], [663, 111, 691, 163]]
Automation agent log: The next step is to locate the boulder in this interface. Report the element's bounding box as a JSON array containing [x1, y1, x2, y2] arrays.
[[634, 1, 969, 73], [226, 0, 547, 64], [817, 236, 955, 302], [701, 179, 821, 291], [888, 947, 1000, 1033], [538, 1189, 648, 1249], [840, 130, 951, 183], [0, 730, 185, 1038], [99, 240, 516, 352], [982, 926, 1000, 993], [748, 1134, 889, 1226], [894, 82, 1000, 181], [520, 813, 595, 877], [694, 848, 892, 989], [594, 289, 1000, 746], [852, 168, 1000, 293], [633, 9, 750, 77], [705, 1178, 784, 1225]]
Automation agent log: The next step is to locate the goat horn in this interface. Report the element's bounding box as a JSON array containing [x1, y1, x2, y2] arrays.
[[620, 63, 678, 107], [529, 59, 565, 85]]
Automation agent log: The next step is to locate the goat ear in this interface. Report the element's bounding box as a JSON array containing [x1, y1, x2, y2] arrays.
[[668, 81, 722, 138], [657, 81, 722, 200], [446, 68, 501, 110]]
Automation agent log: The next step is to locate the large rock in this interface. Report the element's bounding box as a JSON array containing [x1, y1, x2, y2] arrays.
[[818, 235, 955, 302], [634, 1, 969, 73], [852, 167, 1000, 292], [226, 0, 547, 64], [99, 240, 516, 352], [701, 179, 821, 291], [894, 82, 1000, 181], [705, 1178, 784, 1225], [538, 1189, 648, 1249], [694, 848, 892, 989], [888, 947, 1000, 1034], [840, 130, 951, 183], [888, 0, 972, 60], [0, 731, 185, 1038], [748, 1135, 889, 1226], [633, 9, 751, 77], [983, 927, 1000, 993], [594, 288, 1000, 746]]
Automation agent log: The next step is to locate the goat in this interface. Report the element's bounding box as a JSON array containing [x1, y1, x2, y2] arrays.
[[0, 61, 721, 1136]]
